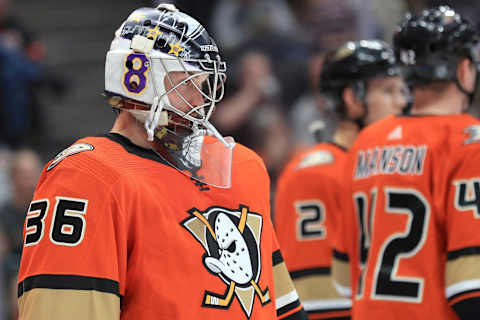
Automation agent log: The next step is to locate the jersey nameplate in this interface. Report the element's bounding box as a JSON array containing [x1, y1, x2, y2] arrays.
[[354, 145, 427, 180], [47, 143, 94, 171]]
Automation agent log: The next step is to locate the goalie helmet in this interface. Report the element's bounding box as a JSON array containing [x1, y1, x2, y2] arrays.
[[319, 40, 402, 117], [393, 5, 480, 89], [105, 4, 227, 140], [105, 4, 233, 188]]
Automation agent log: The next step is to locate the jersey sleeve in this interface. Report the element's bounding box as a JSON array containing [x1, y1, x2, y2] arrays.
[[270, 229, 308, 320], [445, 146, 480, 319], [331, 156, 355, 300], [18, 163, 128, 320]]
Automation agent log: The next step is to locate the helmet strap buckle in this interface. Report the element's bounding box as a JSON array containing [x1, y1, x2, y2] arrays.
[[131, 35, 154, 54]]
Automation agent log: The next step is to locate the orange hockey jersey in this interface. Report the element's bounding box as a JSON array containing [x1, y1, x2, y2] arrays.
[[333, 114, 480, 319], [275, 143, 351, 319], [18, 133, 307, 320]]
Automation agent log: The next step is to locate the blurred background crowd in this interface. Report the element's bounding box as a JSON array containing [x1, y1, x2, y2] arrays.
[[0, 0, 480, 318]]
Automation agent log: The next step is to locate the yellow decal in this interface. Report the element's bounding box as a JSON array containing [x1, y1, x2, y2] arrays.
[[128, 12, 144, 23], [146, 25, 162, 41], [168, 42, 184, 57]]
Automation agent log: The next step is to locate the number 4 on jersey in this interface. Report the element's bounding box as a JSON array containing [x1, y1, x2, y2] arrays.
[[25, 197, 88, 247], [454, 179, 480, 218]]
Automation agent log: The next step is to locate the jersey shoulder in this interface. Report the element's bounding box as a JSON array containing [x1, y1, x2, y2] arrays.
[[38, 135, 160, 191], [232, 142, 268, 173], [353, 114, 480, 149], [278, 143, 347, 186], [447, 114, 480, 145], [295, 143, 344, 169], [44, 136, 125, 175], [295, 143, 346, 170]]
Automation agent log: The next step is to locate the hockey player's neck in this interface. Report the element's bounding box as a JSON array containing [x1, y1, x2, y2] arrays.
[[411, 86, 467, 116], [333, 120, 360, 150], [111, 111, 151, 149]]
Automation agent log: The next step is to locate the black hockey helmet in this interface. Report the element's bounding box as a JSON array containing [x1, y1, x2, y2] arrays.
[[319, 40, 402, 116], [393, 5, 480, 89]]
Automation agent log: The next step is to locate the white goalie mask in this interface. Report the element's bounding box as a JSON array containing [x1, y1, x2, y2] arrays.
[[105, 4, 234, 188]]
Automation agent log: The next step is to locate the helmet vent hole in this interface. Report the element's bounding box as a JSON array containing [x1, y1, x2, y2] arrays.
[[143, 19, 152, 26], [157, 38, 167, 48], [129, 81, 139, 90], [126, 60, 133, 69]]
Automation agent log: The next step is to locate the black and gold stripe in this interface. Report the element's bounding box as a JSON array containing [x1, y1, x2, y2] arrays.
[[18, 274, 121, 320], [18, 274, 121, 298], [272, 250, 308, 319], [447, 246, 480, 261], [290, 267, 331, 280], [446, 246, 480, 295]]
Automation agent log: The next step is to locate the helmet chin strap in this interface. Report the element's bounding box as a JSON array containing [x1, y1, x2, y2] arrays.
[[145, 95, 169, 141], [353, 81, 368, 129], [455, 71, 478, 112]]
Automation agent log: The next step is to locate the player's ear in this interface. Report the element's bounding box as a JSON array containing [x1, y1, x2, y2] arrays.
[[343, 87, 363, 119], [457, 57, 476, 92]]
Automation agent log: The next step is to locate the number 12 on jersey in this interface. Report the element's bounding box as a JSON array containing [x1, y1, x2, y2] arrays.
[[354, 188, 430, 303]]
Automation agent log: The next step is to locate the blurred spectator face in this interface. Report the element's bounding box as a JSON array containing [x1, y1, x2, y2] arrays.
[[248, 105, 291, 178], [239, 51, 279, 98], [10, 149, 42, 208], [363, 76, 408, 126]]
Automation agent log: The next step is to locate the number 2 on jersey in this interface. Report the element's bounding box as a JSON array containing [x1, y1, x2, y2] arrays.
[[355, 188, 430, 303], [295, 200, 326, 241]]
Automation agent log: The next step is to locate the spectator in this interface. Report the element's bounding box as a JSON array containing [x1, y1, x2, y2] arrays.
[[291, 0, 360, 50], [0, 148, 42, 256], [212, 50, 293, 191], [289, 52, 338, 151], [213, 51, 281, 137], [211, 0, 300, 54], [0, 0, 67, 148], [210, 0, 310, 107], [242, 104, 293, 189], [0, 147, 11, 209]]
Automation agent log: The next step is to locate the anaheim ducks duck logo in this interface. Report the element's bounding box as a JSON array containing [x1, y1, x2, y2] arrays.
[[181, 205, 270, 317]]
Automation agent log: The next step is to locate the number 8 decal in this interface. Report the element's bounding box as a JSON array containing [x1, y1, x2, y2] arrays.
[[123, 53, 149, 94]]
